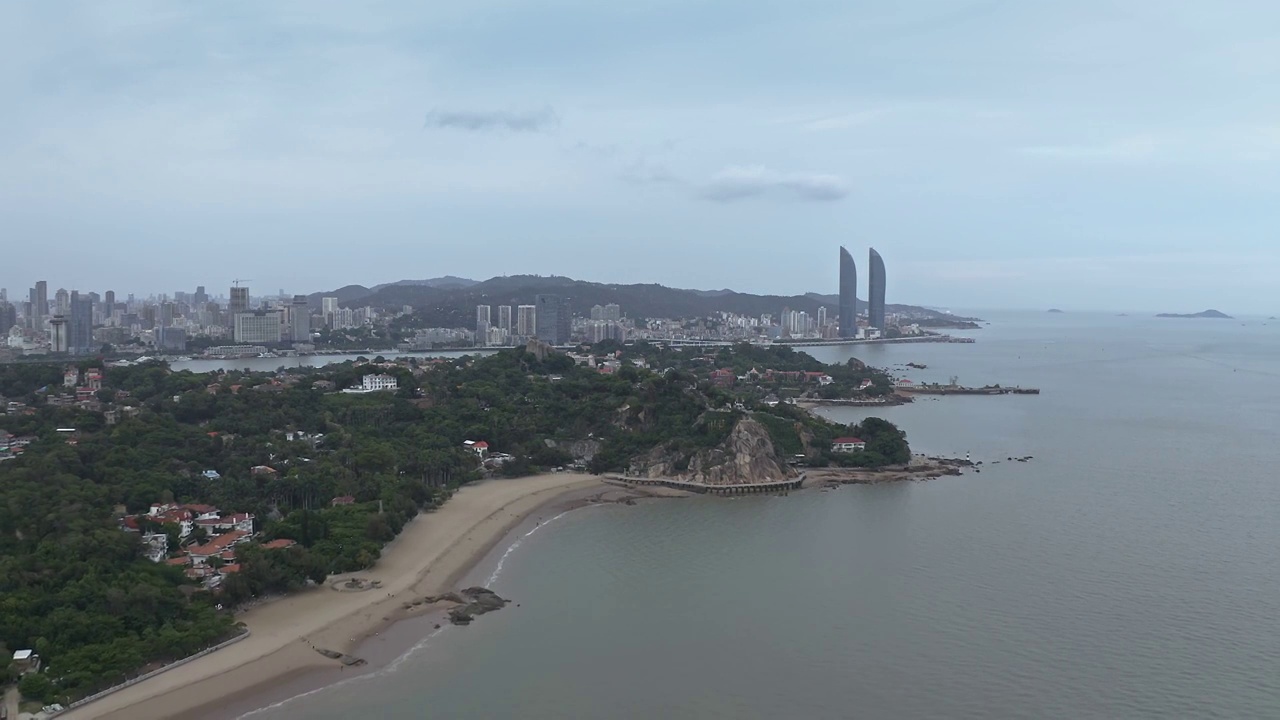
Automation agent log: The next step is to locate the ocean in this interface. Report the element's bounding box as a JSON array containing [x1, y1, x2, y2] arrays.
[[245, 311, 1280, 719]]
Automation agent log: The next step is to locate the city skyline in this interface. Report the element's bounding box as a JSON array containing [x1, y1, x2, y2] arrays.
[[4, 3, 1279, 312]]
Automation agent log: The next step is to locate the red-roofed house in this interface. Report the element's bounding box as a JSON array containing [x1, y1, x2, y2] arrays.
[[463, 440, 489, 457], [250, 465, 277, 476], [710, 368, 735, 387], [188, 530, 249, 566], [196, 513, 254, 534], [831, 437, 867, 453], [262, 539, 297, 550], [331, 495, 356, 506]]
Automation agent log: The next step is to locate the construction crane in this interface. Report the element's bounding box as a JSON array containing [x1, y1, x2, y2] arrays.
[[232, 279, 254, 288]]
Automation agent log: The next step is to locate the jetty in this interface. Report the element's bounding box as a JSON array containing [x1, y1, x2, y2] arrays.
[[605, 474, 805, 495], [897, 385, 1039, 396]]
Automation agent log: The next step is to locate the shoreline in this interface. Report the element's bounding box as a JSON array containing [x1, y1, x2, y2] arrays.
[[204, 481, 685, 720], [60, 473, 604, 720]]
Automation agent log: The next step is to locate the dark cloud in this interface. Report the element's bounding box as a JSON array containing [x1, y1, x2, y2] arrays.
[[700, 166, 850, 202], [424, 108, 559, 132]]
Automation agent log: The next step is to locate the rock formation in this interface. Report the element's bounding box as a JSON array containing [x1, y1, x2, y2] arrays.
[[628, 416, 797, 485]]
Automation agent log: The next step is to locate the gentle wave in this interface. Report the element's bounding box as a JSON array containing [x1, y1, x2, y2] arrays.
[[485, 508, 574, 587], [235, 625, 448, 719], [237, 506, 584, 718]]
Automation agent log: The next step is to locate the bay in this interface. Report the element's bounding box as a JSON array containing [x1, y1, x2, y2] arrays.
[[250, 311, 1280, 719]]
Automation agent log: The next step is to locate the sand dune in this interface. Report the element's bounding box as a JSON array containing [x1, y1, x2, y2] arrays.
[[62, 473, 601, 720]]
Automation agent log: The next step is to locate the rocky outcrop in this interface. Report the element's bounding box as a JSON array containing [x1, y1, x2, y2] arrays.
[[403, 587, 510, 626], [628, 417, 797, 485], [446, 587, 509, 625], [550, 438, 602, 462]]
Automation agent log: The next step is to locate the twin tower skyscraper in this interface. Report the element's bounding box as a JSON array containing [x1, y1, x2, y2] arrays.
[[837, 246, 886, 338]]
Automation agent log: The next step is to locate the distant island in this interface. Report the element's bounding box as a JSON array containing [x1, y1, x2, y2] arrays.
[[1156, 310, 1233, 319], [1047, 309, 1064, 314]]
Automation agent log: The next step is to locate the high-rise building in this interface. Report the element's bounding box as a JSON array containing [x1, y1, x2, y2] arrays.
[[69, 292, 94, 355], [535, 294, 570, 345], [229, 286, 250, 315], [322, 297, 338, 327], [838, 246, 857, 338], [868, 247, 886, 329], [34, 281, 48, 321], [497, 305, 513, 332], [159, 302, 176, 328], [0, 288, 6, 303], [476, 305, 491, 346], [55, 288, 70, 316], [0, 302, 15, 336], [817, 306, 827, 328], [589, 303, 622, 321], [290, 295, 311, 343], [234, 310, 282, 344], [49, 316, 69, 353], [194, 286, 208, 305], [104, 290, 115, 312], [156, 326, 187, 351], [516, 305, 537, 338]]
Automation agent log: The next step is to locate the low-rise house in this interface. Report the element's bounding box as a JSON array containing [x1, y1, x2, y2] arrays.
[[202, 469, 222, 480], [343, 373, 398, 393], [463, 440, 490, 457], [331, 495, 356, 506], [188, 529, 250, 566], [12, 649, 40, 674], [250, 465, 277, 476], [831, 437, 867, 453], [262, 538, 297, 550], [709, 368, 735, 386], [196, 513, 254, 534], [142, 532, 169, 563]]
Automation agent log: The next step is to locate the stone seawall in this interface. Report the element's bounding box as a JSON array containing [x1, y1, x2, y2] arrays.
[[65, 629, 251, 712]]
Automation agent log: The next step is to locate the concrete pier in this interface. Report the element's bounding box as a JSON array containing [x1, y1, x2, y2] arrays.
[[605, 474, 805, 495]]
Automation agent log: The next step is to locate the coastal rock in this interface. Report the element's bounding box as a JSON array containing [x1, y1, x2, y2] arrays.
[[628, 417, 797, 486], [443, 587, 510, 626], [550, 438, 602, 462]]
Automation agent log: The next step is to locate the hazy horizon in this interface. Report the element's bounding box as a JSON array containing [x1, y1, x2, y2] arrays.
[[3, 2, 1278, 312]]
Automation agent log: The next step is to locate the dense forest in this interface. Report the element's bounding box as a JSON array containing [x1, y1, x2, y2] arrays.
[[0, 343, 903, 703]]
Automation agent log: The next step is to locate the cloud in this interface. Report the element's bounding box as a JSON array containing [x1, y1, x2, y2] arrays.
[[620, 157, 679, 185], [424, 107, 559, 132], [1018, 134, 1167, 163], [699, 165, 850, 202]]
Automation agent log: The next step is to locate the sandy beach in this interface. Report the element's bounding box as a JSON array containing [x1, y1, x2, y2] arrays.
[[61, 473, 602, 720]]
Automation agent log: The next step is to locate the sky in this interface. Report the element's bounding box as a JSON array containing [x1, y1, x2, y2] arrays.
[[2, 0, 1279, 313]]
